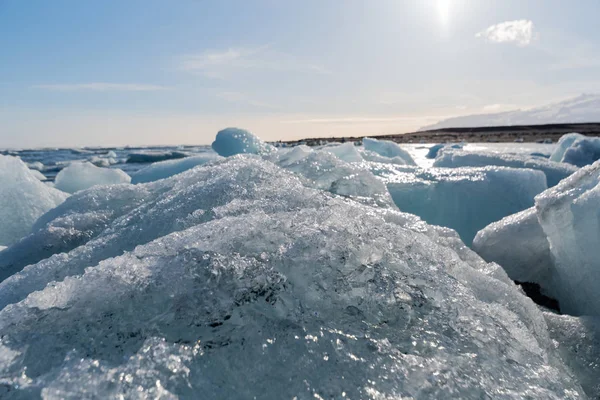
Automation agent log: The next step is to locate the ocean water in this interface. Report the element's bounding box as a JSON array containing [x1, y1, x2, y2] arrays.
[[0, 142, 556, 181], [0, 145, 214, 181]]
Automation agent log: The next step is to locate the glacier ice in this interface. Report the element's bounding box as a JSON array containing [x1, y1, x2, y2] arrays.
[[426, 143, 463, 159], [0, 155, 68, 247], [550, 133, 586, 162], [321, 142, 364, 163], [535, 160, 600, 315], [545, 312, 600, 399], [0, 156, 586, 398], [88, 155, 118, 167], [550, 133, 600, 167], [269, 149, 395, 209], [374, 164, 547, 246], [29, 169, 47, 181], [434, 149, 577, 187], [362, 137, 416, 165], [54, 161, 131, 194], [26, 161, 44, 171], [562, 137, 600, 167], [131, 153, 223, 184], [474, 159, 600, 316], [473, 207, 553, 287], [211, 127, 275, 157]]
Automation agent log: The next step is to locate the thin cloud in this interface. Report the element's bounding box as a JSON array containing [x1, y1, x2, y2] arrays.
[[32, 83, 169, 92], [178, 46, 330, 78], [476, 20, 536, 47], [216, 91, 281, 110]]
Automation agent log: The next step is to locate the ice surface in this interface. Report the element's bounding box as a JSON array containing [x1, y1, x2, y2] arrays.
[[88, 155, 118, 167], [426, 143, 463, 159], [375, 164, 547, 245], [0, 156, 585, 398], [29, 169, 47, 181], [211, 127, 275, 157], [550, 133, 586, 162], [434, 149, 577, 187], [561, 136, 600, 167], [549, 132, 600, 167], [545, 312, 600, 399], [269, 149, 395, 209], [26, 161, 44, 171], [131, 153, 222, 184], [474, 159, 600, 316], [535, 160, 600, 315], [359, 149, 414, 165], [54, 162, 131, 194], [321, 142, 364, 163], [473, 207, 553, 286], [126, 151, 188, 164], [0, 155, 68, 247], [362, 137, 416, 165]]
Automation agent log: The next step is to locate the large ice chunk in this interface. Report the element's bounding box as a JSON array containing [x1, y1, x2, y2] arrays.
[[54, 162, 131, 194], [535, 160, 600, 315], [131, 153, 222, 184], [426, 143, 463, 159], [550, 133, 587, 162], [271, 150, 395, 208], [550, 133, 600, 167], [211, 127, 275, 157], [474, 159, 600, 316], [562, 136, 600, 167], [321, 142, 364, 163], [376, 164, 547, 245], [0, 157, 584, 398], [434, 149, 577, 187], [0, 155, 68, 247], [362, 137, 416, 165], [473, 207, 553, 286]]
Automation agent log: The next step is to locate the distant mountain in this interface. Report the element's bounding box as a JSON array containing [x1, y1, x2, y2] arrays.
[[419, 94, 600, 131]]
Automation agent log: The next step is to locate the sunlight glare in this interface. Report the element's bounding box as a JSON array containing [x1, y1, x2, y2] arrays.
[[437, 0, 451, 26]]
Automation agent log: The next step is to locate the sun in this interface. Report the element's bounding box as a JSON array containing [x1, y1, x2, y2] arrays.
[[437, 0, 451, 25]]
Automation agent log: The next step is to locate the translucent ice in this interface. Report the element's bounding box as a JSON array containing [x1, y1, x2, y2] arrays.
[[550, 133, 587, 162], [434, 149, 577, 187], [321, 142, 364, 163], [211, 127, 275, 157], [562, 136, 600, 167], [0, 155, 68, 247], [473, 207, 553, 287], [131, 153, 222, 184], [545, 312, 600, 398], [54, 162, 131, 194], [376, 164, 547, 245], [362, 137, 416, 165], [426, 143, 463, 159], [535, 160, 600, 315], [474, 159, 600, 316], [0, 157, 584, 398]]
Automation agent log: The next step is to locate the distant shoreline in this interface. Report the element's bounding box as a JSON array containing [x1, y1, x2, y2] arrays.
[[273, 122, 600, 146]]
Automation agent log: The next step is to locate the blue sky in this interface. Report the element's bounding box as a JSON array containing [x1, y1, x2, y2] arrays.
[[2, 0, 600, 147]]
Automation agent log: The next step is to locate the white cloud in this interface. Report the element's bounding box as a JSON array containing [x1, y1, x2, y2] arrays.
[[482, 103, 517, 112], [32, 83, 168, 92], [476, 20, 535, 46], [178, 46, 329, 78]]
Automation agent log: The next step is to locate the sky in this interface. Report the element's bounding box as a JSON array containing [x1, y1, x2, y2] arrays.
[[2, 0, 600, 147]]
